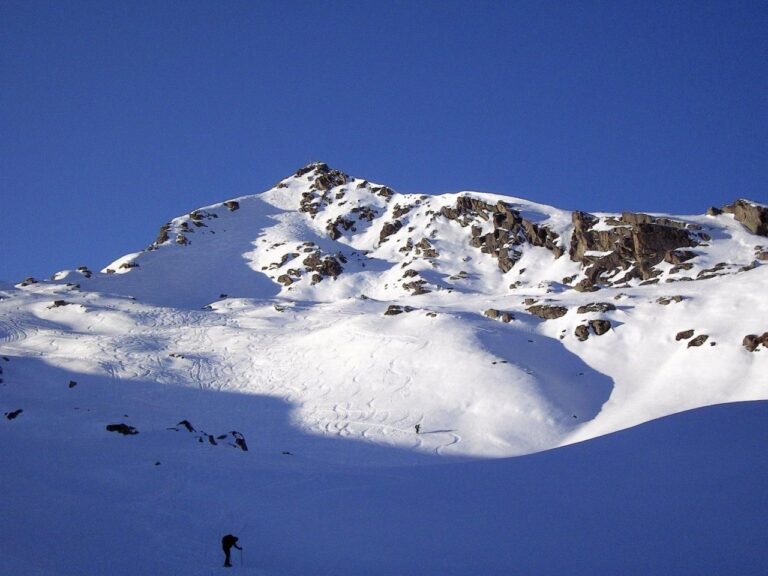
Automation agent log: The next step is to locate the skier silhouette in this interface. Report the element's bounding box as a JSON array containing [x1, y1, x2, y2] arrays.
[[415, 424, 421, 434], [221, 534, 242, 567]]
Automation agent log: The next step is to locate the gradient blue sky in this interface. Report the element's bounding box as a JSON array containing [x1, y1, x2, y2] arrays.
[[1, 0, 766, 281]]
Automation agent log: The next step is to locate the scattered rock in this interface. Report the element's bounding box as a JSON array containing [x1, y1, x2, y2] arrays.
[[526, 304, 568, 320], [231, 431, 248, 451], [676, 329, 695, 341], [177, 419, 196, 432], [573, 278, 601, 292], [277, 274, 295, 286], [106, 423, 138, 435], [657, 295, 684, 305], [68, 380, 77, 389], [664, 250, 697, 265], [743, 333, 768, 352], [575, 325, 590, 341], [403, 280, 431, 295], [154, 223, 171, 245], [589, 319, 612, 335], [484, 309, 514, 323], [384, 305, 415, 316], [49, 300, 70, 309], [414, 238, 439, 258], [688, 334, 709, 347], [302, 252, 343, 280], [5, 409, 23, 420], [372, 185, 394, 200], [379, 220, 403, 244], [223, 200, 240, 211], [327, 216, 355, 240], [576, 302, 616, 314]]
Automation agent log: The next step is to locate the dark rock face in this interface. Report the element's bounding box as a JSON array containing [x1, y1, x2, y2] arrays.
[[224, 200, 240, 212], [106, 423, 138, 435], [743, 333, 768, 352], [569, 211, 702, 289], [721, 199, 768, 236], [676, 329, 695, 341], [527, 304, 568, 320]]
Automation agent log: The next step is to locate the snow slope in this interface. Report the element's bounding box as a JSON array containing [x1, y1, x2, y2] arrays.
[[1, 163, 767, 573]]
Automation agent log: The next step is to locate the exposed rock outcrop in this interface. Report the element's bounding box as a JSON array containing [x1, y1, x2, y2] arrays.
[[569, 211, 703, 289], [721, 199, 768, 236], [438, 196, 562, 273]]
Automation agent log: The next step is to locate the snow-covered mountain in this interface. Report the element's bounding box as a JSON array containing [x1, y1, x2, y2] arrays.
[[2, 163, 767, 574]]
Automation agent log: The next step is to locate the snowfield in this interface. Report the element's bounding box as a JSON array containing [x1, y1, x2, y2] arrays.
[[1, 164, 767, 574]]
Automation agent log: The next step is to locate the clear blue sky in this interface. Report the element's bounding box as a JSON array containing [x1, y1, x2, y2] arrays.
[[1, 0, 766, 282]]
